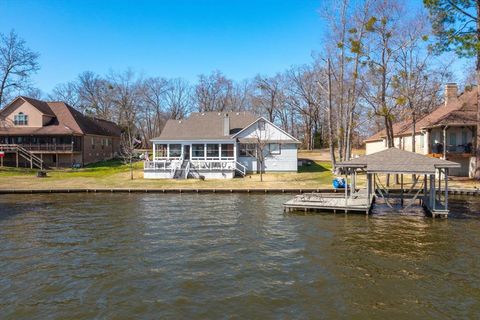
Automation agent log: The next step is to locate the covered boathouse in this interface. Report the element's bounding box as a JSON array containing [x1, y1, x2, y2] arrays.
[[284, 148, 461, 218]]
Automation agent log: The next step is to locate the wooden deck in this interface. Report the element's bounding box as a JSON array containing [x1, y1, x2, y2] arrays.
[[283, 191, 374, 214]]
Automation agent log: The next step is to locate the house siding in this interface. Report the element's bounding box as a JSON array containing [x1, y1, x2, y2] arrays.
[[82, 134, 119, 165], [4, 100, 51, 127], [238, 143, 297, 172]]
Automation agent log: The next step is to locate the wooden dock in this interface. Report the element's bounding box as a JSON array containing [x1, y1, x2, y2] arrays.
[[283, 191, 374, 214]]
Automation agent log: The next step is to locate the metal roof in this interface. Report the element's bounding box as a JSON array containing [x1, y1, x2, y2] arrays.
[[336, 148, 460, 174]]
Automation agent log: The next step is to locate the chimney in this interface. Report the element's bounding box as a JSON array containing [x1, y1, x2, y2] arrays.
[[223, 113, 229, 136], [445, 83, 458, 107]]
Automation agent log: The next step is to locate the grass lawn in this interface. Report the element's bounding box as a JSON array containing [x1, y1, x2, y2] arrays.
[[0, 159, 336, 190], [1, 154, 478, 190]]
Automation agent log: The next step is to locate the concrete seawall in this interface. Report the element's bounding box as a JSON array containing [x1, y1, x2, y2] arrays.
[[0, 188, 478, 195]]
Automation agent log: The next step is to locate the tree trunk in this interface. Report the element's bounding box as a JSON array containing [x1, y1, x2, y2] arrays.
[[130, 158, 133, 180], [384, 115, 394, 148], [412, 110, 416, 153], [476, 2, 480, 179], [327, 59, 336, 167]]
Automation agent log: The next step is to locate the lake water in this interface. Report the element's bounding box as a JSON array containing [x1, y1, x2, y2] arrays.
[[0, 193, 479, 319]]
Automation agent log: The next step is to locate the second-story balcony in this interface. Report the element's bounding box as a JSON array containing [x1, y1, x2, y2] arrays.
[[0, 143, 80, 153]]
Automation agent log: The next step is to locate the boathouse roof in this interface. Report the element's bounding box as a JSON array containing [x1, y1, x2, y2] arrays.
[[336, 148, 460, 174]]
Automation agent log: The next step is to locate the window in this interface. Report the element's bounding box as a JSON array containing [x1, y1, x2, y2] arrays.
[[155, 144, 168, 158], [91, 137, 95, 149], [462, 131, 468, 145], [169, 144, 182, 158], [13, 112, 28, 125], [420, 134, 424, 149], [206, 144, 219, 158], [221, 144, 234, 158], [269, 143, 281, 155], [449, 132, 457, 146], [192, 144, 205, 158], [239, 143, 256, 157]]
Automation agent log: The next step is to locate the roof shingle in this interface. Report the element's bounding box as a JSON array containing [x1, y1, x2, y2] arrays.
[[152, 112, 257, 140], [365, 88, 477, 142]]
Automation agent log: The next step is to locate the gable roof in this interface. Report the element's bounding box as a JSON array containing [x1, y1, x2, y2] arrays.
[[365, 88, 477, 142], [232, 116, 301, 144], [336, 147, 460, 174], [152, 112, 257, 141], [0, 97, 121, 137], [20, 96, 55, 116]]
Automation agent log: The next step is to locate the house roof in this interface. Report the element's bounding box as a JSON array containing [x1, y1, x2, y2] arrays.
[[0, 97, 121, 137], [336, 147, 460, 174], [365, 88, 478, 142], [152, 112, 258, 141], [20, 96, 55, 117]]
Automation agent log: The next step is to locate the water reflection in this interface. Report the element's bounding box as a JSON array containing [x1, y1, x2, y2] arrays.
[[0, 193, 479, 319]]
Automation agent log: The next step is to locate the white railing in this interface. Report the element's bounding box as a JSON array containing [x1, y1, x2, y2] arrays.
[[144, 159, 183, 174], [184, 161, 191, 179], [190, 160, 236, 171], [235, 161, 247, 176]]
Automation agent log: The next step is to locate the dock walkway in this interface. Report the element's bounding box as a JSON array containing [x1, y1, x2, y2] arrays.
[[283, 191, 374, 214]]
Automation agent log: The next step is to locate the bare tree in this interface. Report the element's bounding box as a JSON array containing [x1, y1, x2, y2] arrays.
[[165, 78, 192, 119], [77, 71, 115, 118], [286, 64, 322, 150], [249, 119, 273, 182], [393, 12, 450, 152], [119, 127, 136, 180], [49, 82, 80, 107], [195, 70, 234, 112], [138, 77, 169, 147], [253, 74, 286, 122], [361, 0, 405, 148], [0, 30, 40, 108], [108, 70, 142, 132]]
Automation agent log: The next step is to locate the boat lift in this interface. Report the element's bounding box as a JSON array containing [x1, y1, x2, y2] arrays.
[[283, 148, 460, 217]]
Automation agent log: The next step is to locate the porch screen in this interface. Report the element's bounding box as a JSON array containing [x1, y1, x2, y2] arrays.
[[449, 133, 457, 146], [221, 144, 234, 158], [192, 144, 205, 158], [169, 144, 182, 157], [155, 144, 168, 158], [207, 144, 219, 158]]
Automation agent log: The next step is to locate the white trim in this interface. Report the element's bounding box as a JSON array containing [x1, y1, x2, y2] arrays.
[[231, 117, 300, 142]]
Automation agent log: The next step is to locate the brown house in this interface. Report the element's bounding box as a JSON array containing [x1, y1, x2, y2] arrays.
[[0, 96, 122, 168]]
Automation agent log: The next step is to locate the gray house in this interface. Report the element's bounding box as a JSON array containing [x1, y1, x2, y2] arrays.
[[144, 112, 300, 179]]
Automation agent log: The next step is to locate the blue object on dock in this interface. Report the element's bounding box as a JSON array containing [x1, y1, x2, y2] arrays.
[[333, 178, 345, 189]]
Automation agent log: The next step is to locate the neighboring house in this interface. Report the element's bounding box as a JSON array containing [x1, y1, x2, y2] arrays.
[[0, 96, 122, 168], [144, 111, 300, 179], [365, 83, 476, 177]]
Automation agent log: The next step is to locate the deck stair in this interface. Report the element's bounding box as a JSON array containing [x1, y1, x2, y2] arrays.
[[173, 160, 189, 179], [0, 144, 45, 169], [235, 161, 247, 177]]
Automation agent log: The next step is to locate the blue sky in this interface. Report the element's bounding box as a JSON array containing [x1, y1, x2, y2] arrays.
[[0, 0, 327, 93], [0, 0, 467, 94]]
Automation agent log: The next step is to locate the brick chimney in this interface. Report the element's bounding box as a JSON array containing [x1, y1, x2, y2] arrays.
[[445, 83, 458, 107]]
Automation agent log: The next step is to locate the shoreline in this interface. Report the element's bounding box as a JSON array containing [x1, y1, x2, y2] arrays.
[[0, 187, 479, 195]]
